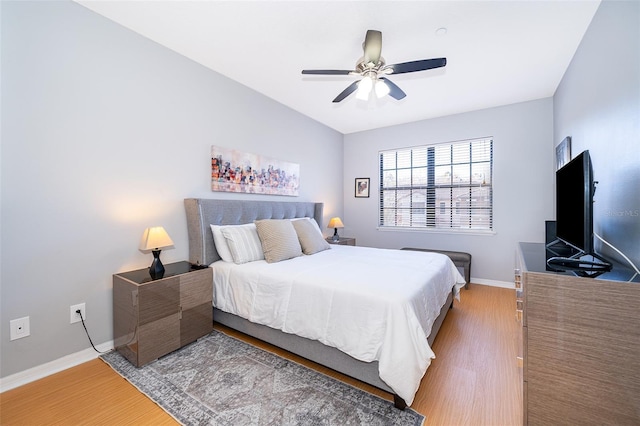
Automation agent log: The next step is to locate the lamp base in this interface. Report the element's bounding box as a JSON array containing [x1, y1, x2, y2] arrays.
[[149, 249, 165, 280], [332, 228, 340, 242]]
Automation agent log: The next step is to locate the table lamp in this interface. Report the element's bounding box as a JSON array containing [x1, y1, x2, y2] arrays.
[[139, 226, 174, 279], [327, 217, 344, 242]]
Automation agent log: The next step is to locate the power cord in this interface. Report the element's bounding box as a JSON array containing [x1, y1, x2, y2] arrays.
[[76, 309, 111, 354], [595, 232, 640, 282]]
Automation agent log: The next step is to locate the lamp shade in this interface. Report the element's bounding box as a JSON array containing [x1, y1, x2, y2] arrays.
[[139, 226, 174, 251], [327, 217, 344, 229]]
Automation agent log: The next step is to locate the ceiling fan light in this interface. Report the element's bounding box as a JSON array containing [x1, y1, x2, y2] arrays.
[[356, 76, 373, 100], [375, 80, 390, 98]]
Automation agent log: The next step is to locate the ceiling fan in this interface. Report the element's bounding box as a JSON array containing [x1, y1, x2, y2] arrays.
[[302, 30, 447, 103]]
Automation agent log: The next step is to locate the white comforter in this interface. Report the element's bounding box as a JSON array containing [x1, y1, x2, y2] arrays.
[[211, 245, 465, 406]]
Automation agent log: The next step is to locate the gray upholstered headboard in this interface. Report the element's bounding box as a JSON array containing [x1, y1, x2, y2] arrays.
[[184, 198, 324, 266]]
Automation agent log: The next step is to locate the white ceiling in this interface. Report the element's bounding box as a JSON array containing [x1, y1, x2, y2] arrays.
[[76, 1, 600, 134]]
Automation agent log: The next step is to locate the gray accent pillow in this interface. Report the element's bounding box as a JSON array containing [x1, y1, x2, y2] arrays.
[[292, 218, 331, 255], [291, 217, 323, 237], [255, 219, 303, 263]]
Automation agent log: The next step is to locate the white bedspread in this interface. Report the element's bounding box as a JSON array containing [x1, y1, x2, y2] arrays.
[[211, 245, 465, 406]]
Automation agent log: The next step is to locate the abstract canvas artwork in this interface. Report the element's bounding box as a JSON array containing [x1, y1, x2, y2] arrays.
[[211, 146, 300, 196]]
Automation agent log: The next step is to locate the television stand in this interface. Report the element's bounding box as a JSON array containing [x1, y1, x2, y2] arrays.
[[517, 242, 640, 424], [545, 238, 579, 257]]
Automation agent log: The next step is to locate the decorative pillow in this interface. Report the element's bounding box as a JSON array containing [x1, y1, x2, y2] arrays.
[[255, 219, 303, 263], [210, 224, 234, 262], [220, 224, 265, 264], [292, 218, 331, 255], [291, 217, 323, 237]]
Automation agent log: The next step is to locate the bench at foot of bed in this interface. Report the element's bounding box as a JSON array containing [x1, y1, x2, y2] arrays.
[[401, 247, 471, 289]]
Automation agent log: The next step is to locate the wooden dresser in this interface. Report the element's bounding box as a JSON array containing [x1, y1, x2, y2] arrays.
[[516, 242, 640, 425], [113, 261, 213, 367]]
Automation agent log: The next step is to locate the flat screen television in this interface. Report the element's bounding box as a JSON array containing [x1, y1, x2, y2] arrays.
[[556, 150, 594, 254], [548, 149, 611, 276]]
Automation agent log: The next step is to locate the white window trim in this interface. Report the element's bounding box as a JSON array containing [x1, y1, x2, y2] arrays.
[[376, 226, 497, 236]]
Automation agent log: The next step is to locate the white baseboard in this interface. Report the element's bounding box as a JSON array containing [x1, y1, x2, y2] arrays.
[[470, 277, 515, 289], [0, 340, 113, 393]]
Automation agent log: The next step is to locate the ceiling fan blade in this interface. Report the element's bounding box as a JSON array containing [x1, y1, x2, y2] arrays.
[[387, 58, 447, 74], [379, 77, 406, 100], [332, 81, 360, 103], [302, 69, 354, 75], [363, 30, 382, 65]]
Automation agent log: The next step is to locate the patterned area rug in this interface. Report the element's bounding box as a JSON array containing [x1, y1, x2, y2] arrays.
[[101, 330, 425, 426]]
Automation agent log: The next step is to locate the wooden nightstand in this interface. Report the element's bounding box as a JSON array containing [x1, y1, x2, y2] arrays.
[[326, 237, 356, 246], [113, 261, 213, 367]]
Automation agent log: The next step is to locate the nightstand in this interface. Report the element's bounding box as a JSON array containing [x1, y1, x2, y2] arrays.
[[326, 237, 356, 246], [113, 261, 213, 367]]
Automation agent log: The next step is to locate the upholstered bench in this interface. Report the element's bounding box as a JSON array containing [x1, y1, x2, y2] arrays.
[[401, 248, 471, 289]]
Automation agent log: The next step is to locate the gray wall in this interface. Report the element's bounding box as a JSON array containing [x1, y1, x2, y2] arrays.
[[343, 99, 555, 284], [1, 1, 342, 377], [553, 0, 640, 268]]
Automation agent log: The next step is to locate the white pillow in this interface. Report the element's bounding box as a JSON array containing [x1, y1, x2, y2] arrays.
[[221, 224, 265, 264], [210, 224, 234, 262]]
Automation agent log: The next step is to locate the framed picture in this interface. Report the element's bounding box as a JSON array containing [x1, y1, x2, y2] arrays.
[[556, 136, 571, 170], [211, 145, 300, 196], [355, 178, 370, 198]]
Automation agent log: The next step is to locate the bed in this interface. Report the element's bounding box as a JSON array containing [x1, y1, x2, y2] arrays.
[[184, 198, 465, 409]]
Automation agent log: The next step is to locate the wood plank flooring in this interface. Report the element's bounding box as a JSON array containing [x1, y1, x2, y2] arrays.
[[1, 284, 522, 425]]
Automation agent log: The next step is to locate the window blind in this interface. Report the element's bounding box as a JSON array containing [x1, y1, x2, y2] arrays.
[[379, 137, 493, 231]]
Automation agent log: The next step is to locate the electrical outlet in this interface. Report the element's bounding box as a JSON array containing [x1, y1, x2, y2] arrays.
[[10, 316, 31, 340], [70, 303, 86, 324]]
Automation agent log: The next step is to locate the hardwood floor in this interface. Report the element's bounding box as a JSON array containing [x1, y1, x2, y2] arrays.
[[1, 284, 522, 425], [0, 358, 175, 425]]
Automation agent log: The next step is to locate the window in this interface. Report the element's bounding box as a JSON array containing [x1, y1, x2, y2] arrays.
[[379, 137, 493, 232]]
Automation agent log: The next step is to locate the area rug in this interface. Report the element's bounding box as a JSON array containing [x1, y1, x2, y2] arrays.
[[100, 330, 424, 426]]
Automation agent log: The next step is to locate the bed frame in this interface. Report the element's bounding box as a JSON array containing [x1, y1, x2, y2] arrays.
[[184, 198, 454, 409]]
